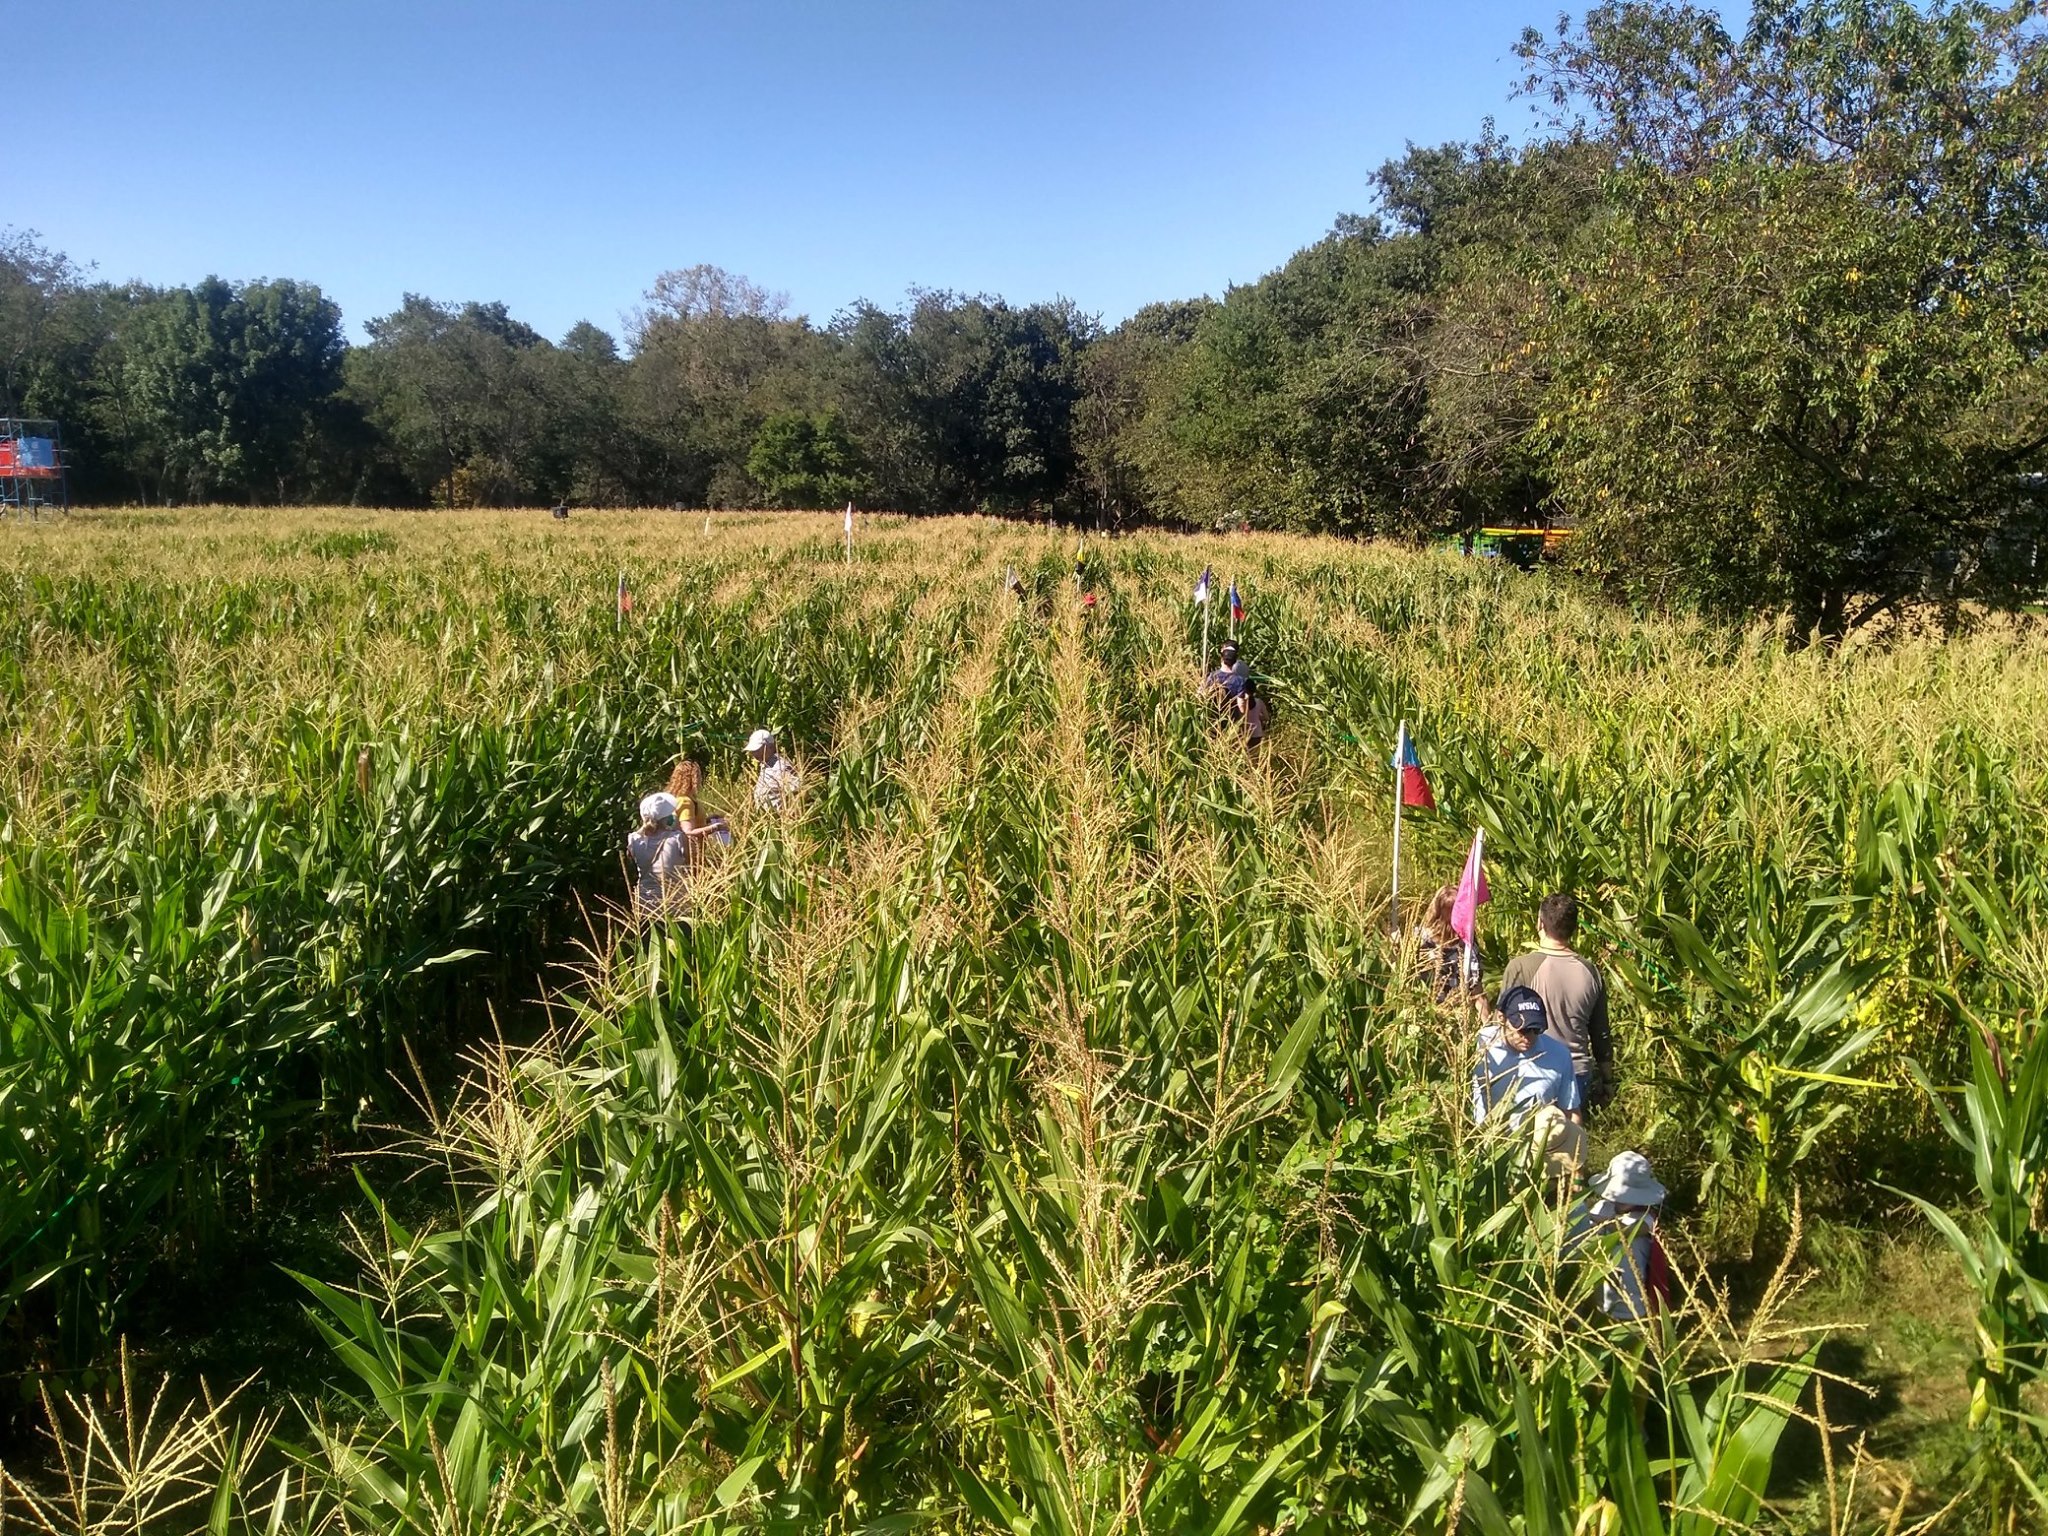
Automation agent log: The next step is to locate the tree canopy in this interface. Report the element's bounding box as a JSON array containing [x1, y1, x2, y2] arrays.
[[1510, 0, 2048, 635]]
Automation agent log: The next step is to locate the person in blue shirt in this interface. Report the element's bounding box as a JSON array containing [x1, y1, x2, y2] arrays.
[[1205, 641, 1250, 705], [1472, 985, 1582, 1125]]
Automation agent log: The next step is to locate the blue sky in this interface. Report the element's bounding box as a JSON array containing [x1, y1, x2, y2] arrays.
[[35, 1, 1549, 342]]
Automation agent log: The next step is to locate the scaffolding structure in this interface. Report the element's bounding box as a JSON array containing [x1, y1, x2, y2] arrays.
[[0, 418, 67, 518]]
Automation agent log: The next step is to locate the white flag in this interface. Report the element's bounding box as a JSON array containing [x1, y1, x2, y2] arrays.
[[844, 501, 854, 533], [1193, 565, 1213, 604]]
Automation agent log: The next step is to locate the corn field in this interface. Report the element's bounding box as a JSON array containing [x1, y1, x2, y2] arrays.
[[1, 508, 2045, 1533]]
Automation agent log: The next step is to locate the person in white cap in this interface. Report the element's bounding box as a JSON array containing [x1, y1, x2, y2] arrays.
[[627, 791, 688, 915], [746, 728, 800, 811], [1569, 1150, 1670, 1323]]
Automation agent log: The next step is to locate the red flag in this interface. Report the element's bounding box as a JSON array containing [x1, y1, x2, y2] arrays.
[[616, 571, 633, 617], [1449, 828, 1489, 946]]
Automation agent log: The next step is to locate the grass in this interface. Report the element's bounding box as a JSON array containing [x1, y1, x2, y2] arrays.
[[1773, 1229, 1981, 1523], [2, 505, 2045, 1531]]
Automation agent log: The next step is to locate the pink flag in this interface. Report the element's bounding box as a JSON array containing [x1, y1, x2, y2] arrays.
[[1449, 828, 1489, 946]]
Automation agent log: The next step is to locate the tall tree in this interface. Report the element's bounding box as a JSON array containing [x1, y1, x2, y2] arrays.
[[1400, 136, 1608, 532], [111, 277, 346, 504], [1074, 299, 1211, 525], [0, 229, 86, 418], [350, 297, 556, 506], [541, 321, 636, 505], [625, 265, 821, 505], [836, 292, 1092, 514], [1509, 0, 2048, 635], [1122, 220, 1435, 533]]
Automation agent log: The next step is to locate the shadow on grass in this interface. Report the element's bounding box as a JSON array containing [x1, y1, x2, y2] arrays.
[[1762, 1238, 1980, 1527]]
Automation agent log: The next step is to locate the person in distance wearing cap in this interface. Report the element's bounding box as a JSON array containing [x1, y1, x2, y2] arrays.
[[746, 728, 801, 811], [1472, 985, 1583, 1128], [626, 791, 688, 916]]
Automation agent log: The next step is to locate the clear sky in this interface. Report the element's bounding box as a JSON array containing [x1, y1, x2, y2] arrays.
[[33, 0, 1548, 343]]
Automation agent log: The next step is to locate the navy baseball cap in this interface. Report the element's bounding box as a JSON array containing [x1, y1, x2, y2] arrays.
[[1498, 986, 1548, 1035]]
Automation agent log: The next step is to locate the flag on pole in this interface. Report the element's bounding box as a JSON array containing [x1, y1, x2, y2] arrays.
[[1193, 566, 1213, 605], [616, 570, 633, 621], [844, 501, 854, 534], [1393, 723, 1436, 810], [1228, 580, 1244, 626], [1449, 828, 1489, 947]]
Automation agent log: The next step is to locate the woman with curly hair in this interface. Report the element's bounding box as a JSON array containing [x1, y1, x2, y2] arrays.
[[665, 756, 731, 876]]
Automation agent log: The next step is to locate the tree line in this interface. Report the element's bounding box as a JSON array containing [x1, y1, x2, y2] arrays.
[[5, 0, 2046, 637]]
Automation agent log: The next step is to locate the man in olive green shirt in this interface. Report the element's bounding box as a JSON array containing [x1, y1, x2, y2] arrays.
[[1497, 892, 1613, 1119]]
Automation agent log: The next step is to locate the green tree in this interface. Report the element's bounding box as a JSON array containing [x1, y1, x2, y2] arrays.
[[0, 228, 86, 418], [1388, 135, 1605, 534], [1510, 0, 2048, 636], [111, 277, 346, 504], [1123, 220, 1435, 533], [350, 296, 557, 506], [746, 409, 862, 507], [538, 321, 636, 505], [1074, 299, 1210, 525], [836, 291, 1093, 514], [624, 264, 823, 505], [0, 232, 152, 503]]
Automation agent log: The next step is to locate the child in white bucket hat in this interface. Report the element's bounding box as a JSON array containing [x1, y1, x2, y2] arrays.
[[1571, 1150, 1670, 1322]]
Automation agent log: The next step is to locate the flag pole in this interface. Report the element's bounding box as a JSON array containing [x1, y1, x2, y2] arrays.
[[844, 502, 853, 564], [1201, 588, 1212, 678], [1390, 720, 1406, 939], [615, 569, 624, 634], [1230, 577, 1239, 641]]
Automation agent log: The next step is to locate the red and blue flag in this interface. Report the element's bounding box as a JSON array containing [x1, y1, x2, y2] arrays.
[[1228, 581, 1244, 625], [1393, 722, 1435, 810]]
